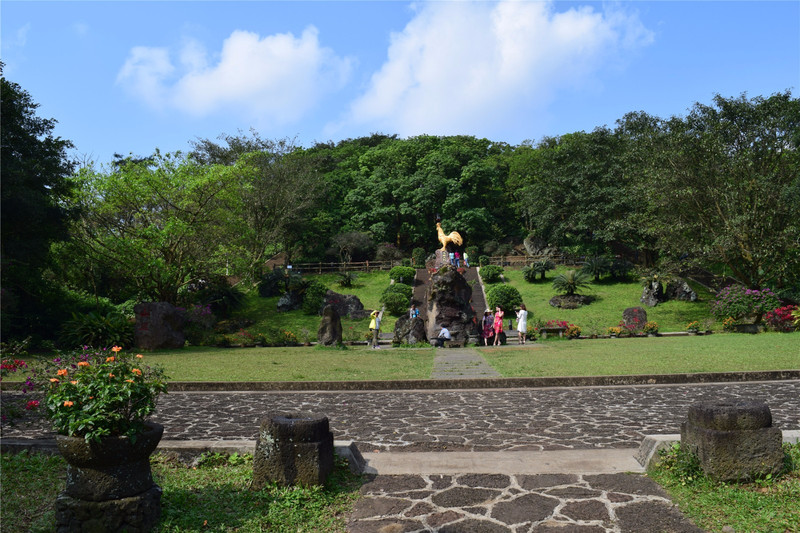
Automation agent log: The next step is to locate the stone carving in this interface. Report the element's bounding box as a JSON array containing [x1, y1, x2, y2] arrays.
[[622, 307, 648, 330], [252, 413, 334, 488], [393, 316, 428, 345], [134, 302, 186, 350], [317, 305, 343, 346], [55, 422, 164, 532], [323, 290, 368, 319], [681, 401, 783, 482], [665, 279, 698, 302], [427, 267, 476, 346]]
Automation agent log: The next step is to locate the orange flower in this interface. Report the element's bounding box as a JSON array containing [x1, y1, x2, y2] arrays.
[[111, 346, 122, 353], [70, 380, 78, 385], [57, 369, 68, 376], [125, 379, 135, 383], [63, 401, 74, 407], [131, 368, 142, 376], [77, 361, 90, 367], [49, 378, 59, 383], [109, 373, 115, 378], [136, 354, 144, 359], [106, 356, 115, 363]]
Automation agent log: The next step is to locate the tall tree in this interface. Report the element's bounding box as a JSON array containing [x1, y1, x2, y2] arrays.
[[631, 92, 800, 289], [1, 69, 77, 338]]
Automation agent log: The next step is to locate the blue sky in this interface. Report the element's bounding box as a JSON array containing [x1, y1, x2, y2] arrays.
[[2, 1, 798, 164]]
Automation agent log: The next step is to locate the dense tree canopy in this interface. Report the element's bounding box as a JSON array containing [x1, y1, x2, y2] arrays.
[[1, 69, 77, 338], [3, 74, 798, 342]]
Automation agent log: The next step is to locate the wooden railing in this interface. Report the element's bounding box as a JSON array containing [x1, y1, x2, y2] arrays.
[[284, 260, 404, 274]]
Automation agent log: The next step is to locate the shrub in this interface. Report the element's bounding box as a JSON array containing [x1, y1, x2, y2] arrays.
[[383, 282, 413, 301], [412, 247, 427, 268], [375, 242, 402, 262], [389, 266, 416, 284], [530, 259, 555, 281], [521, 264, 537, 283], [59, 311, 134, 349], [764, 305, 797, 332], [181, 304, 217, 346], [190, 275, 245, 318], [610, 257, 635, 280], [302, 281, 328, 315], [552, 270, 592, 296], [381, 292, 409, 316], [480, 265, 504, 283], [258, 268, 287, 297], [478, 255, 490, 267], [401, 258, 412, 267], [710, 285, 781, 323], [486, 284, 522, 312], [581, 255, 612, 282], [335, 271, 358, 288], [565, 324, 582, 338], [465, 246, 479, 260], [642, 321, 659, 334]]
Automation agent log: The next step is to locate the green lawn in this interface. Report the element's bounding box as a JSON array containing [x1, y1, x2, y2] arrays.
[[481, 332, 800, 377], [494, 267, 718, 333]]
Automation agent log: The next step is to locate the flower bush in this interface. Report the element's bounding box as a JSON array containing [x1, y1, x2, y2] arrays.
[[710, 285, 781, 323], [607, 326, 622, 336], [764, 305, 798, 332], [686, 321, 700, 333], [722, 317, 737, 331], [25, 347, 168, 443], [565, 324, 582, 338], [642, 321, 659, 334], [1, 359, 28, 380]]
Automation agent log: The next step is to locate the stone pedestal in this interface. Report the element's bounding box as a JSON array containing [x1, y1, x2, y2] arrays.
[[252, 413, 334, 488], [681, 401, 783, 482], [55, 423, 164, 532]]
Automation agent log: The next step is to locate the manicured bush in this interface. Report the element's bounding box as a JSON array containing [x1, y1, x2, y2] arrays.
[[486, 284, 522, 312], [412, 247, 427, 267], [480, 265, 504, 283], [764, 305, 797, 332], [478, 255, 490, 267], [258, 268, 287, 297], [389, 266, 416, 284], [302, 281, 328, 315], [58, 311, 135, 350], [382, 282, 413, 301], [381, 291, 409, 316], [710, 285, 781, 322]]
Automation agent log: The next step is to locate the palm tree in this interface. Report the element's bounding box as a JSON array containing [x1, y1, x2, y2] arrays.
[[552, 269, 592, 296], [581, 255, 612, 282]]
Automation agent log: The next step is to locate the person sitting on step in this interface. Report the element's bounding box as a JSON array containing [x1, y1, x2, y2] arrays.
[[435, 325, 452, 347]]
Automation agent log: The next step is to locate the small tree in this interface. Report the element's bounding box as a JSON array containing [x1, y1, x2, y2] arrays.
[[581, 255, 612, 282], [552, 270, 592, 296], [487, 284, 522, 312]]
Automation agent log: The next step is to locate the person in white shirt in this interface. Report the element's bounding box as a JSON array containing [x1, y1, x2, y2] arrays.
[[435, 325, 451, 347], [516, 304, 528, 345]]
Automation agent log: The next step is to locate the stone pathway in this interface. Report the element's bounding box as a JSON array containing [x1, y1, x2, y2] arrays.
[[431, 348, 501, 379], [349, 472, 703, 532]]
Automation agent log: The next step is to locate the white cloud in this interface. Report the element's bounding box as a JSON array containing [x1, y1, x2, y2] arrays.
[[334, 0, 653, 138], [116, 27, 353, 124]]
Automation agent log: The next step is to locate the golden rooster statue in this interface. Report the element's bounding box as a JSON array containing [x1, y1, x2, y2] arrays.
[[436, 222, 463, 252]]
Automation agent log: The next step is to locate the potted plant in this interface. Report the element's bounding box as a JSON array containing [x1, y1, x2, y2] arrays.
[[642, 321, 659, 336], [565, 324, 582, 339], [607, 326, 622, 338], [686, 321, 700, 335], [26, 347, 168, 530]]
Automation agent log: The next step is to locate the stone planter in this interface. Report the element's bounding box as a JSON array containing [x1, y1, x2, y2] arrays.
[[55, 422, 163, 532], [733, 323, 764, 334]]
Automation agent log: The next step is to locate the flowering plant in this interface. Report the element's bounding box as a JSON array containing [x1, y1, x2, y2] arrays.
[[26, 347, 168, 443], [722, 317, 737, 331], [764, 305, 798, 332], [686, 321, 700, 333], [710, 285, 781, 323], [565, 324, 582, 338], [607, 326, 622, 336], [642, 321, 659, 334]]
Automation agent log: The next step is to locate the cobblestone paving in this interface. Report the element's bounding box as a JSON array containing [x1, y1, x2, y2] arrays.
[[4, 381, 798, 452], [349, 473, 703, 533]]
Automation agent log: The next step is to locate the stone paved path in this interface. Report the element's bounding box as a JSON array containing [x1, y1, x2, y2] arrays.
[[349, 472, 703, 533], [431, 348, 501, 379], [4, 381, 798, 452]]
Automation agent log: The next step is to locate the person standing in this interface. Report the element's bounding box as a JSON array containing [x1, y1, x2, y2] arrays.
[[493, 306, 505, 346], [449, 251, 455, 266], [482, 309, 494, 345], [369, 309, 382, 349], [463, 252, 470, 268], [516, 304, 529, 345], [454, 251, 461, 268]]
